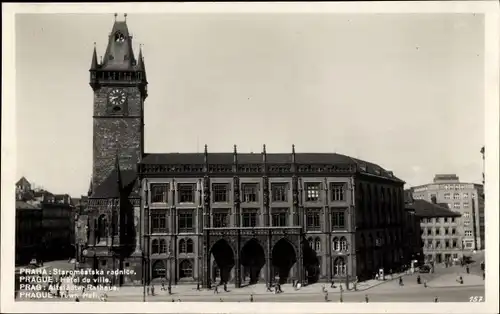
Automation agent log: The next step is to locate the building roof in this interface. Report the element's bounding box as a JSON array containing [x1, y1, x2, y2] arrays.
[[16, 176, 30, 187], [140, 151, 403, 182], [16, 200, 40, 210], [406, 199, 461, 218]]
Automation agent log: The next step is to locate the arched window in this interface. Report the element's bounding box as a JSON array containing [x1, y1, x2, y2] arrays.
[[187, 239, 194, 253], [159, 239, 167, 254], [152, 239, 159, 254], [333, 257, 346, 276], [97, 214, 108, 243], [314, 238, 321, 251], [152, 260, 166, 279], [179, 260, 193, 278], [339, 237, 347, 251], [308, 237, 313, 248], [179, 239, 187, 254], [332, 237, 339, 251]]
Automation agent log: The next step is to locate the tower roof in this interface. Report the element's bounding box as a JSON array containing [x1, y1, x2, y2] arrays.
[[100, 14, 137, 71], [90, 44, 98, 70]]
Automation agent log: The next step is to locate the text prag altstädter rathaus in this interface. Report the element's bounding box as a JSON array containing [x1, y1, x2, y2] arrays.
[[79, 15, 416, 288]]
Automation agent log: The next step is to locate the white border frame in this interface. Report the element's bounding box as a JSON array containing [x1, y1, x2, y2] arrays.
[[2, 2, 499, 313]]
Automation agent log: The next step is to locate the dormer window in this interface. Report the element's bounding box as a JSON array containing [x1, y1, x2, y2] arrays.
[[114, 32, 125, 43]]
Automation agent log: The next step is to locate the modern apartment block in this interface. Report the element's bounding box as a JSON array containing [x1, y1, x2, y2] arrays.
[[412, 174, 484, 253]]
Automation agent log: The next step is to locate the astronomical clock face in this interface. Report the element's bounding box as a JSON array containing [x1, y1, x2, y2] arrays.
[[108, 88, 127, 107]]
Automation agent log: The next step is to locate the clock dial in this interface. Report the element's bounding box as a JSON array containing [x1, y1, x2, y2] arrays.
[[108, 89, 127, 106]]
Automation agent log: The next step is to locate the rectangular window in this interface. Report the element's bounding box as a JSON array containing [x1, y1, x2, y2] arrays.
[[436, 240, 441, 248], [451, 228, 456, 235], [271, 183, 288, 202], [463, 202, 469, 208], [272, 210, 288, 227], [151, 211, 168, 233], [435, 228, 440, 236], [178, 184, 196, 203], [452, 240, 457, 248], [242, 210, 258, 227], [427, 229, 432, 235], [242, 183, 259, 203], [330, 183, 346, 202], [451, 217, 456, 223], [463, 212, 471, 218], [464, 219, 471, 226], [331, 210, 346, 229], [212, 183, 230, 203], [305, 183, 321, 202], [453, 203, 461, 209], [444, 228, 449, 235], [453, 253, 458, 258], [213, 212, 229, 228], [463, 193, 469, 199], [151, 184, 169, 203], [464, 230, 473, 237], [444, 193, 451, 199], [178, 211, 194, 233], [427, 240, 433, 248], [306, 209, 321, 231], [453, 193, 460, 200]]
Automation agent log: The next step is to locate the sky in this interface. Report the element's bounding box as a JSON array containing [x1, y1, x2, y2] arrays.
[[15, 13, 485, 197]]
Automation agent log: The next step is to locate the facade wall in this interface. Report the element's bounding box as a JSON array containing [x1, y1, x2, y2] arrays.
[[135, 174, 405, 285], [354, 179, 406, 280], [15, 208, 42, 265], [92, 86, 144, 190]]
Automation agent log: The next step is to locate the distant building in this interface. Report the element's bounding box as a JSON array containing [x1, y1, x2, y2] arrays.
[[15, 177, 76, 263], [405, 190, 462, 263], [412, 174, 484, 251], [15, 200, 42, 265]]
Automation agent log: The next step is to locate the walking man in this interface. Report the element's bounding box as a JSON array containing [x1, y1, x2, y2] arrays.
[[365, 294, 369, 303], [250, 294, 254, 302], [214, 284, 219, 294]]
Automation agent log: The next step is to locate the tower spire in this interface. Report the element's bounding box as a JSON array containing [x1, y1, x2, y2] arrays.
[[90, 42, 98, 70]]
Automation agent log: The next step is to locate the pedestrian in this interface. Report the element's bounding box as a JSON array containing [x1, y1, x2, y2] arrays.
[[147, 285, 150, 295], [466, 266, 470, 274], [266, 284, 273, 293], [322, 285, 326, 293], [196, 282, 201, 291], [424, 280, 427, 288], [172, 299, 175, 302], [250, 294, 254, 302], [459, 276, 463, 284], [161, 280, 166, 291], [214, 285, 219, 294], [168, 285, 172, 295], [417, 275, 421, 284], [482, 272, 485, 280], [223, 282, 228, 292], [324, 291, 329, 302], [365, 294, 369, 303], [434, 296, 439, 303], [330, 280, 335, 288], [75, 297, 80, 302]]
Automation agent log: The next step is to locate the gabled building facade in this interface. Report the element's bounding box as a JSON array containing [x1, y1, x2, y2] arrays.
[[81, 15, 409, 287]]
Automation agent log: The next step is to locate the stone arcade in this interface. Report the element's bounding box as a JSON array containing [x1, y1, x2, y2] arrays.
[[80, 15, 409, 288]]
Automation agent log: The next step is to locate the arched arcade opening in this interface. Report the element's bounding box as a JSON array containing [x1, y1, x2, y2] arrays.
[[240, 239, 266, 285], [272, 238, 297, 284], [210, 239, 235, 284]]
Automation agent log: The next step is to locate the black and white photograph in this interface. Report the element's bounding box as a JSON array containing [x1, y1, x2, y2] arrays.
[[1, 2, 499, 313]]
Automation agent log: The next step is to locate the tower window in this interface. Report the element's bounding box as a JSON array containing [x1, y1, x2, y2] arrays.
[[114, 32, 125, 43]]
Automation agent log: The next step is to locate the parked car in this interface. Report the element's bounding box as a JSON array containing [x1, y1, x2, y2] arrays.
[[418, 265, 431, 273]]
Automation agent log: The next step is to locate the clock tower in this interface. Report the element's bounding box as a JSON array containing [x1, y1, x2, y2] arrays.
[[89, 14, 147, 191]]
